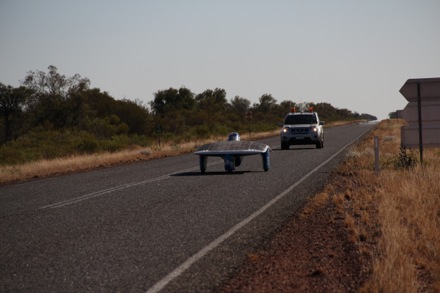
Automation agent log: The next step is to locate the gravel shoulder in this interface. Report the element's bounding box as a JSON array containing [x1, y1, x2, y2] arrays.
[[218, 184, 373, 292]]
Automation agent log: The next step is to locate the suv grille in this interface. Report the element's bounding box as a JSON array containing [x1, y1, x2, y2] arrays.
[[290, 128, 309, 134]]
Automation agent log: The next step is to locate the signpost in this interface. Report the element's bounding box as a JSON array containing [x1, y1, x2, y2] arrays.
[[245, 111, 252, 137], [399, 77, 440, 162], [155, 124, 162, 147]]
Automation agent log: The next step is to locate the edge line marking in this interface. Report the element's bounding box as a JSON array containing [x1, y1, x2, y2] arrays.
[[146, 126, 372, 293]]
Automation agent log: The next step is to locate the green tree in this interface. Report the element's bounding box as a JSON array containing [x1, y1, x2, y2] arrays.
[[21, 65, 90, 98], [149, 87, 196, 135], [312, 102, 338, 121], [279, 100, 296, 114], [230, 95, 251, 114], [0, 84, 29, 142], [194, 88, 229, 131], [149, 87, 195, 116], [195, 88, 228, 111], [255, 94, 277, 114], [113, 99, 150, 134], [81, 89, 150, 135], [21, 65, 90, 129], [82, 88, 114, 117]]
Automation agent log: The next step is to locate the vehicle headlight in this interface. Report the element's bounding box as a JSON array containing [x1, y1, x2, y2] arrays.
[[311, 127, 318, 132], [282, 127, 289, 133]]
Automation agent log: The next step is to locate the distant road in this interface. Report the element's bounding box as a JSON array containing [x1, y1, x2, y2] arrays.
[[0, 123, 374, 292]]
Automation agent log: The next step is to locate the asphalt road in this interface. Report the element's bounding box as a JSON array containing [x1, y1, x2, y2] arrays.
[[0, 123, 374, 292]]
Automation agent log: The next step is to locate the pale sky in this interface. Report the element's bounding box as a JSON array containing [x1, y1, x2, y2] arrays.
[[1, 0, 439, 120]]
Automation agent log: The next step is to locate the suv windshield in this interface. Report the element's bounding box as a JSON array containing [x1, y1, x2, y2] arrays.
[[284, 114, 317, 125]]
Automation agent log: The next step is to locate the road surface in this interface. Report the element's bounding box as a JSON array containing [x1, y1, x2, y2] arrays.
[[0, 122, 374, 292]]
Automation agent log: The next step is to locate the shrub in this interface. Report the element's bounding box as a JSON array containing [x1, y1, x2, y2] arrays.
[[77, 136, 99, 154], [395, 147, 418, 169]]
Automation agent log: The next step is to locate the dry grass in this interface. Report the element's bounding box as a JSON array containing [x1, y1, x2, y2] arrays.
[[330, 119, 439, 292], [0, 147, 150, 184], [301, 191, 329, 217], [370, 161, 440, 292]]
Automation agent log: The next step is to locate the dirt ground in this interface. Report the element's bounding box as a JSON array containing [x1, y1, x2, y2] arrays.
[[218, 189, 373, 293]]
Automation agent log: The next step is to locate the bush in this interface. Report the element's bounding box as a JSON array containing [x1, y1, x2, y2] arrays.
[[77, 136, 99, 154], [395, 147, 418, 169], [190, 124, 211, 139], [0, 146, 26, 165]]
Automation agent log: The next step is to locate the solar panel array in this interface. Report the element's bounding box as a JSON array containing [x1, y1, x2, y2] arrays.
[[196, 141, 267, 152]]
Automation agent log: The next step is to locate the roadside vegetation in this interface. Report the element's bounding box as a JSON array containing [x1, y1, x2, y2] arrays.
[[1, 65, 376, 183], [317, 119, 439, 291], [0, 130, 280, 184]]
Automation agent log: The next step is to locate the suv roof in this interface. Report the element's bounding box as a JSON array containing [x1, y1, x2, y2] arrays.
[[284, 112, 318, 125]]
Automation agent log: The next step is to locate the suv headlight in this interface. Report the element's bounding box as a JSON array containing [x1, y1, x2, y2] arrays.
[[282, 127, 289, 133], [311, 126, 318, 132]]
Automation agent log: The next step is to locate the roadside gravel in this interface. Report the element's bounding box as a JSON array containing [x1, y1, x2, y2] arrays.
[[218, 188, 372, 292]]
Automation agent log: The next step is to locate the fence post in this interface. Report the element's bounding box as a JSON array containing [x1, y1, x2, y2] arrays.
[[374, 136, 380, 175]]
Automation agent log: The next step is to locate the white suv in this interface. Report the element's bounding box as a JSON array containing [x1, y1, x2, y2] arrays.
[[280, 111, 325, 149]]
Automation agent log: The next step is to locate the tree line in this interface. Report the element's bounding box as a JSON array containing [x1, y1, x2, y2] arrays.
[[0, 66, 376, 164]]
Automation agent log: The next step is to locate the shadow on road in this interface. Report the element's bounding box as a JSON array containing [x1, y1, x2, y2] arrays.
[[171, 170, 253, 176], [272, 146, 317, 151]]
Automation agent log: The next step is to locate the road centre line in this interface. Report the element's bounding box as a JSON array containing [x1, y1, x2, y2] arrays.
[[40, 174, 172, 209], [40, 160, 223, 209], [146, 127, 372, 293]]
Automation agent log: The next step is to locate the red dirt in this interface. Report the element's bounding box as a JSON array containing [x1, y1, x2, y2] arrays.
[[219, 192, 373, 292]]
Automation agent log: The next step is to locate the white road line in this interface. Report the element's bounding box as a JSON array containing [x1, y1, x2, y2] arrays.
[[40, 160, 223, 209], [146, 127, 372, 293], [40, 174, 171, 209]]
